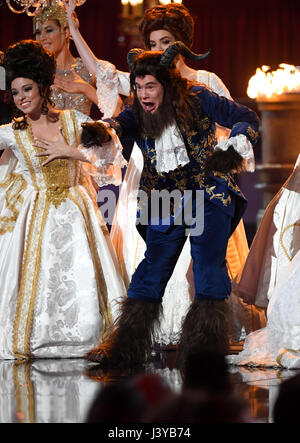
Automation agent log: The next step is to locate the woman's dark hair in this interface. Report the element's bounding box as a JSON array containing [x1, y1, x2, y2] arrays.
[[139, 4, 195, 49], [3, 39, 56, 129]]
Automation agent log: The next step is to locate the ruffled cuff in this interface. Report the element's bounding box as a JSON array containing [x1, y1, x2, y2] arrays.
[[79, 128, 127, 187], [215, 134, 255, 172]]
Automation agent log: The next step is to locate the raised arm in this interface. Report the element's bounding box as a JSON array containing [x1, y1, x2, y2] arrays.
[[64, 0, 130, 93], [64, 0, 98, 75]]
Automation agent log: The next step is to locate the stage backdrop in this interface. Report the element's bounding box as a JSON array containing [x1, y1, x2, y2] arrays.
[[0, 0, 299, 99], [0, 0, 299, 236]]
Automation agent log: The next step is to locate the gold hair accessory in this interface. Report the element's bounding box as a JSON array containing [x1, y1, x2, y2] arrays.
[[33, 1, 69, 31], [5, 1, 86, 29]]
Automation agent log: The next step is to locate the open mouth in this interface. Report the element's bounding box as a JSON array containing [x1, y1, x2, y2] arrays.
[[142, 101, 156, 113]]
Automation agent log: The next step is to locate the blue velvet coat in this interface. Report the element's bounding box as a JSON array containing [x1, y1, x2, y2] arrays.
[[108, 85, 260, 234]]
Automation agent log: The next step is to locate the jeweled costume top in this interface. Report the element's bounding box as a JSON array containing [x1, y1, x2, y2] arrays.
[[51, 58, 95, 115]]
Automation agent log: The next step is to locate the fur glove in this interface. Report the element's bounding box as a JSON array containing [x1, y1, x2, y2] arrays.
[[81, 121, 111, 148], [205, 134, 255, 175], [205, 145, 244, 175]]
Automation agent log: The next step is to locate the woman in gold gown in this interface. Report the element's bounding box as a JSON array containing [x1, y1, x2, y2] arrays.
[[0, 40, 126, 359]]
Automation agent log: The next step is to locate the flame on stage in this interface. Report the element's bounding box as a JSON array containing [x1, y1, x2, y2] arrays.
[[247, 64, 300, 98]]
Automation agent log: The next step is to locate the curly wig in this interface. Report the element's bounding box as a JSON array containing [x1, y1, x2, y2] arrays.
[[3, 40, 56, 128], [139, 3, 195, 50], [130, 50, 199, 137]]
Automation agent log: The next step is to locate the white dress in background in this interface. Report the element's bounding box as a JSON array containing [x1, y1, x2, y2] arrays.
[[228, 247, 300, 369], [0, 109, 127, 359], [96, 61, 259, 345], [228, 155, 300, 369], [232, 155, 300, 308]]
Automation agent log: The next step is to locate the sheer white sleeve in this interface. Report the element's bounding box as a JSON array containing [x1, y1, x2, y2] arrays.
[[78, 126, 127, 187], [216, 134, 255, 172], [208, 71, 231, 99], [0, 125, 18, 180], [96, 60, 130, 118], [197, 70, 231, 99], [72, 109, 93, 127], [0, 124, 14, 152]]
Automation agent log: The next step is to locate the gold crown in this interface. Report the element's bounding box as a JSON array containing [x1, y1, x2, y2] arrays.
[[33, 2, 68, 32]]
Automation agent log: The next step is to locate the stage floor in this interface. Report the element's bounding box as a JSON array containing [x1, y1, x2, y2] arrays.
[[0, 349, 298, 424]]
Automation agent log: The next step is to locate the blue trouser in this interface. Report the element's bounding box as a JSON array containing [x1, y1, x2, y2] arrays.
[[128, 198, 233, 303]]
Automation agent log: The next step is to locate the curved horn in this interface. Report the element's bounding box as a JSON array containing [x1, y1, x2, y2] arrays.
[[160, 41, 210, 68], [127, 48, 145, 72]]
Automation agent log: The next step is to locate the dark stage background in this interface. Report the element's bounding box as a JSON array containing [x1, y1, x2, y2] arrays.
[[0, 0, 299, 238], [1, 0, 299, 99]]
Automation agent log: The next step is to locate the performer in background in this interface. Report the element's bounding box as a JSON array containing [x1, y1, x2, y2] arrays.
[[0, 40, 126, 359], [0, 2, 105, 227], [33, 0, 98, 116], [228, 155, 300, 369], [64, 0, 262, 347], [0, 50, 13, 126], [83, 42, 260, 369]]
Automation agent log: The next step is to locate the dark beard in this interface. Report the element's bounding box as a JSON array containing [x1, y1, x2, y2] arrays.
[[134, 95, 176, 139]]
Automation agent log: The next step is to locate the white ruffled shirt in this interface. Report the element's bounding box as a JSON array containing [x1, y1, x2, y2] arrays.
[[155, 123, 189, 173], [95, 60, 254, 173], [155, 126, 255, 174]]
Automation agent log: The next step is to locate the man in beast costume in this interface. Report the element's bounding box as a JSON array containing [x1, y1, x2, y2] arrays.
[[84, 42, 260, 370]]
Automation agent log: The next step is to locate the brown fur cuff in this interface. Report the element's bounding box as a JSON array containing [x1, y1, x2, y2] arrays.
[[205, 146, 244, 175], [81, 121, 111, 148]]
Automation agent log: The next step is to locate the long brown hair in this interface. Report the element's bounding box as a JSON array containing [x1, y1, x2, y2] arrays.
[[130, 51, 200, 137]]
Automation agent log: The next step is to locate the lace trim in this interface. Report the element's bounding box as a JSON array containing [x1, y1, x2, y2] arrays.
[[68, 187, 112, 337], [13, 193, 50, 358], [78, 128, 127, 187], [215, 134, 255, 172], [96, 60, 120, 118], [0, 173, 27, 235], [155, 124, 189, 173]]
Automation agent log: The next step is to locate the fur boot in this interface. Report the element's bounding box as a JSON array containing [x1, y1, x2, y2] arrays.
[[85, 297, 162, 370], [177, 299, 229, 370]]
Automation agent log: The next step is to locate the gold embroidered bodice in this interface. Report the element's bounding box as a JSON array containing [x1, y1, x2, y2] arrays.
[[0, 110, 90, 210]]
